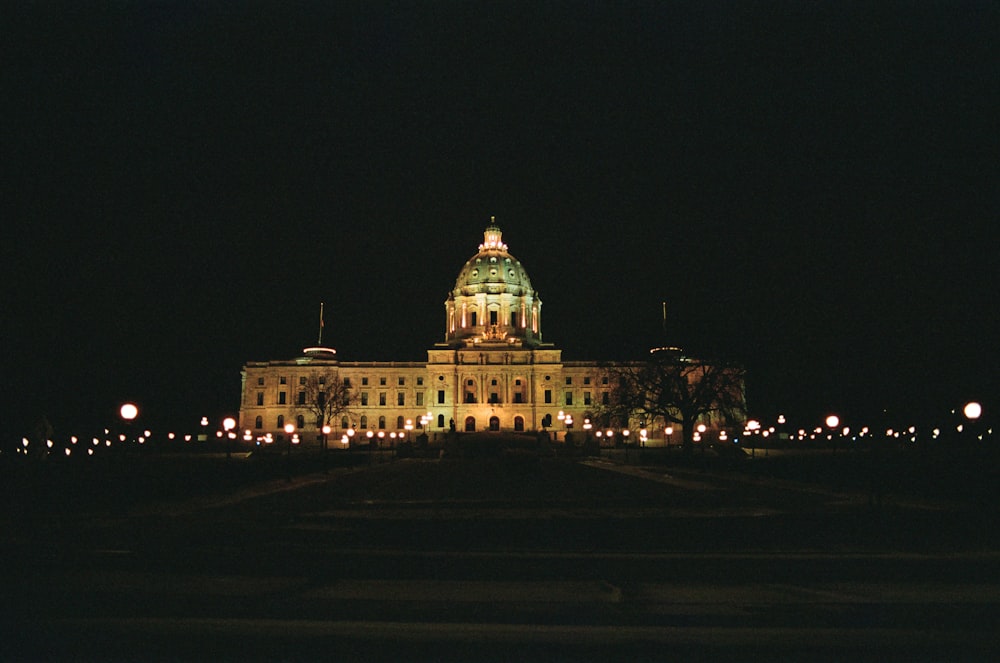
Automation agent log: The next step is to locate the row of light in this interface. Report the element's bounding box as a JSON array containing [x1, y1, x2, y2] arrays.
[[743, 402, 988, 443]]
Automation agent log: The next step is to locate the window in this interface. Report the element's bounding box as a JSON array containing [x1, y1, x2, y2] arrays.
[[277, 414, 284, 428], [416, 392, 424, 406], [318, 376, 325, 384], [299, 376, 306, 385], [362, 377, 369, 386], [514, 393, 524, 403], [398, 377, 405, 386], [360, 416, 368, 429], [511, 312, 518, 328], [257, 377, 264, 386], [491, 378, 498, 385], [380, 377, 387, 386], [584, 376, 591, 385], [584, 392, 592, 406], [297, 391, 306, 405], [278, 392, 287, 405], [341, 417, 349, 429], [379, 393, 387, 406], [489, 392, 499, 403], [565, 392, 573, 405], [602, 376, 609, 385], [544, 389, 552, 404], [438, 414, 445, 428], [378, 416, 386, 430], [515, 379, 521, 385], [417, 377, 424, 386], [396, 416, 404, 429], [467, 379, 474, 385], [361, 393, 369, 406], [280, 376, 287, 385], [397, 392, 405, 406], [296, 414, 305, 428], [602, 392, 610, 405], [343, 377, 351, 387], [490, 310, 498, 325], [256, 392, 264, 406], [255, 416, 263, 429], [565, 377, 572, 385], [470, 311, 477, 326], [514, 416, 524, 432], [438, 390, 445, 404]]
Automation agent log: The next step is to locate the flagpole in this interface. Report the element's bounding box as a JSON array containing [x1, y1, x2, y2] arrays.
[[318, 302, 324, 345]]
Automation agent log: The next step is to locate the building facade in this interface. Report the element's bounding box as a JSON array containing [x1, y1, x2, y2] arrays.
[[239, 221, 727, 446]]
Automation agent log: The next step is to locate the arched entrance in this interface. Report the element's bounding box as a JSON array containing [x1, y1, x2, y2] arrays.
[[464, 416, 476, 432], [489, 416, 500, 431], [514, 416, 524, 432]]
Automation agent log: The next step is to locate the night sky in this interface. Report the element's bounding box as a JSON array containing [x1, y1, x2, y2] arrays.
[[3, 2, 997, 434]]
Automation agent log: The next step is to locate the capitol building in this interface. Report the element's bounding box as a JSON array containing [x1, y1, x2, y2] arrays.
[[239, 221, 675, 446]]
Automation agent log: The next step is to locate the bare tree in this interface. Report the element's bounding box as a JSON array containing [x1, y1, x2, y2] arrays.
[[297, 370, 358, 432], [599, 350, 746, 454]]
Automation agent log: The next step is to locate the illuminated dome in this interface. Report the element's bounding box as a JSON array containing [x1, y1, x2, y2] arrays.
[[452, 222, 535, 297], [442, 220, 545, 348]]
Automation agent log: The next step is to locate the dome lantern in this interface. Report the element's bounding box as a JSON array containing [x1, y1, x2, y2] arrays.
[[480, 217, 507, 252]]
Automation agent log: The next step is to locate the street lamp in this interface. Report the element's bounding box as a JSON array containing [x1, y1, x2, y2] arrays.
[[745, 419, 760, 458], [962, 401, 983, 442], [120, 403, 138, 453], [825, 414, 840, 454], [321, 424, 331, 471], [283, 423, 295, 481], [223, 416, 237, 460]]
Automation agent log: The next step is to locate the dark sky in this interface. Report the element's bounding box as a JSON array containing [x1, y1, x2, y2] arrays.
[[3, 2, 997, 434]]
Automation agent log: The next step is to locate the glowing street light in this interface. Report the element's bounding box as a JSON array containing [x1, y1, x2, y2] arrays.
[[120, 403, 139, 422], [964, 402, 982, 421]]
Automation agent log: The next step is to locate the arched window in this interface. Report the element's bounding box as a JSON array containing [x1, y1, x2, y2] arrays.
[[396, 415, 404, 429], [277, 414, 284, 428], [360, 415, 368, 429], [514, 416, 524, 432], [255, 415, 263, 430], [341, 416, 349, 429], [378, 416, 386, 430], [464, 416, 476, 432], [489, 416, 500, 432], [296, 414, 305, 429], [438, 414, 445, 428]]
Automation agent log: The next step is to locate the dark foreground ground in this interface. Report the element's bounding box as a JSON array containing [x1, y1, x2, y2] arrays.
[[2, 447, 999, 662]]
